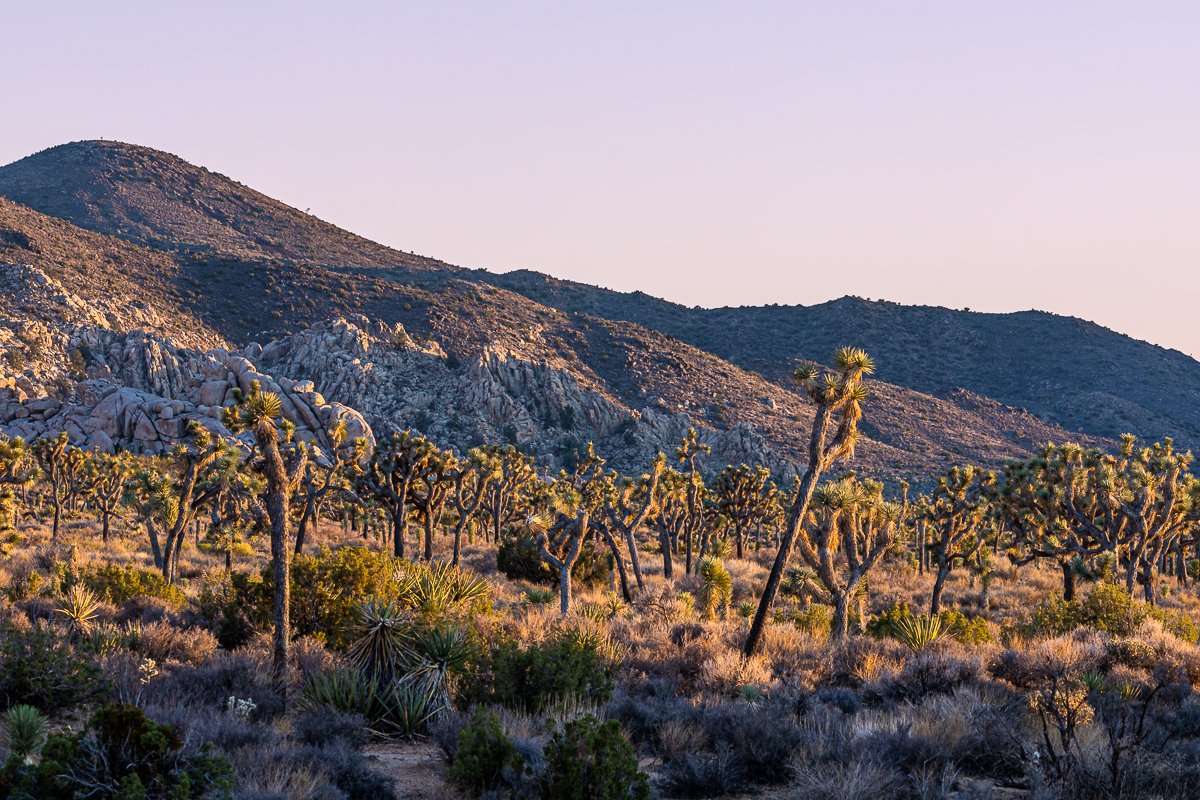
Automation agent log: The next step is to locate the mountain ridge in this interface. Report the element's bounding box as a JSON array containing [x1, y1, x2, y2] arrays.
[[0, 139, 1173, 481]]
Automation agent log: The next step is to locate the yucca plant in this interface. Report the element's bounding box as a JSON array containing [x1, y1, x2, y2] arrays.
[[346, 601, 411, 683], [894, 613, 948, 653], [398, 561, 490, 617], [698, 557, 733, 619], [56, 584, 101, 640], [3, 705, 47, 764], [380, 671, 445, 738], [301, 668, 393, 725]]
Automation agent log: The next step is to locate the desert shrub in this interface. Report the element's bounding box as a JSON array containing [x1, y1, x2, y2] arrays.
[[194, 571, 260, 650], [485, 631, 615, 713], [497, 534, 610, 590], [80, 563, 185, 608], [293, 709, 370, 747], [449, 707, 525, 794], [125, 620, 219, 665], [661, 745, 746, 797], [237, 548, 491, 651], [1020, 583, 1198, 643], [870, 651, 983, 703], [868, 602, 992, 645], [0, 624, 106, 713], [700, 702, 805, 786], [145, 653, 284, 721], [789, 605, 833, 637], [295, 739, 397, 800], [0, 703, 234, 799], [539, 714, 649, 800]]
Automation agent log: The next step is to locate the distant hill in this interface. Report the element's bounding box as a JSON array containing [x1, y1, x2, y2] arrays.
[[0, 140, 1157, 481], [482, 270, 1200, 450]]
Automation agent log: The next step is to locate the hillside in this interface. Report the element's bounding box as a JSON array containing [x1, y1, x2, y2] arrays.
[[0, 140, 1119, 480], [483, 270, 1200, 449]]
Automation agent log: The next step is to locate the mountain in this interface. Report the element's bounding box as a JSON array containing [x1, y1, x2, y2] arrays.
[[479, 272, 1200, 451], [0, 140, 1154, 482]]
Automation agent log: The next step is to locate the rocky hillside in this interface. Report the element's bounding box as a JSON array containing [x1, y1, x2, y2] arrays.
[[482, 271, 1200, 450], [0, 140, 1125, 481]]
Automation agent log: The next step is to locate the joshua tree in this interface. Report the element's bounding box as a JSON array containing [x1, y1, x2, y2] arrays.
[[80, 452, 132, 544], [224, 381, 308, 691], [0, 434, 32, 532], [478, 445, 540, 543], [920, 465, 995, 615], [744, 346, 875, 656], [411, 445, 457, 561], [30, 433, 84, 539], [601, 452, 664, 592], [793, 476, 901, 640], [532, 470, 604, 615], [648, 469, 691, 581], [293, 422, 367, 555], [448, 448, 497, 566], [155, 423, 230, 583], [713, 463, 779, 560], [363, 430, 433, 559], [676, 429, 711, 575]]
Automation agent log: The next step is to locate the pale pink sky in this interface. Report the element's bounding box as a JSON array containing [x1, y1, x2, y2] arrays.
[[4, 2, 1198, 356]]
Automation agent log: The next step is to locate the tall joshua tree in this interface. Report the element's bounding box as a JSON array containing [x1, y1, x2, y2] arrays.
[[224, 381, 308, 691], [744, 346, 874, 656], [713, 463, 779, 560], [80, 452, 132, 544], [920, 465, 996, 615], [796, 476, 902, 640], [601, 452, 665, 592], [31, 433, 84, 539], [294, 422, 367, 555], [363, 431, 432, 559], [448, 448, 497, 566]]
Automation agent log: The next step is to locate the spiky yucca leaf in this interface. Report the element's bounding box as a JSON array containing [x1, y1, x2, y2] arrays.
[[3, 705, 47, 763], [56, 585, 101, 638], [347, 601, 412, 682], [894, 614, 948, 653]]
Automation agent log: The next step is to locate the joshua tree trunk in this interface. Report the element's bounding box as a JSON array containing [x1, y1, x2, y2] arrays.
[[831, 593, 851, 642], [1061, 560, 1076, 602], [930, 565, 950, 615]]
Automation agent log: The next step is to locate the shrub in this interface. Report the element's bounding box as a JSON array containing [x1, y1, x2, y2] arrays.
[[449, 707, 525, 794], [0, 704, 234, 799], [539, 714, 649, 800], [661, 745, 746, 798], [486, 632, 615, 713], [497, 534, 610, 590], [80, 563, 184, 608], [867, 602, 992, 647], [0, 624, 106, 713], [293, 709, 370, 747], [1019, 583, 1199, 643], [295, 740, 397, 800]]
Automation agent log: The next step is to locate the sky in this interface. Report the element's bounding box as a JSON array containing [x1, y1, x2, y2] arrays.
[[3, 2, 1198, 356]]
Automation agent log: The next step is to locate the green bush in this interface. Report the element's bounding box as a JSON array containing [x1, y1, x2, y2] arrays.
[[0, 625, 106, 714], [867, 602, 993, 645], [497, 534, 610, 590], [449, 707, 525, 794], [484, 632, 614, 713], [238, 547, 492, 650], [80, 563, 184, 607], [0, 703, 233, 799], [1019, 582, 1198, 643], [539, 714, 649, 800]]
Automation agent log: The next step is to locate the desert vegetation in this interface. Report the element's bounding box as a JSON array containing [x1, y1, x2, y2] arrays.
[[0, 349, 1196, 799]]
